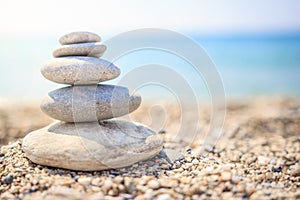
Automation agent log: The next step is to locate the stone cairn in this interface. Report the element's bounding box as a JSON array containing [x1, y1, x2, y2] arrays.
[[22, 31, 163, 171]]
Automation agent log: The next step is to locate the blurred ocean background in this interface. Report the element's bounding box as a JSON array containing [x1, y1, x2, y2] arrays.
[[1, 0, 300, 102], [0, 33, 299, 101]]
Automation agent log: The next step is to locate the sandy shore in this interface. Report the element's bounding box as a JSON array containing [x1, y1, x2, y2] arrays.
[[0, 96, 299, 199]]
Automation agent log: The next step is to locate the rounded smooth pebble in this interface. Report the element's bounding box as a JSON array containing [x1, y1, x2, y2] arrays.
[[41, 57, 120, 85], [40, 85, 141, 122], [22, 120, 163, 171], [59, 31, 101, 45], [53, 43, 106, 58]]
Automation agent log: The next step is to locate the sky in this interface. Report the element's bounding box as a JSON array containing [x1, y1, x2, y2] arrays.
[[0, 0, 300, 100], [1, 0, 300, 37]]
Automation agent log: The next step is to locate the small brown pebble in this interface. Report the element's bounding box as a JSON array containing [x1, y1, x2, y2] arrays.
[[147, 180, 160, 189], [257, 156, 269, 166], [290, 167, 300, 176], [245, 183, 256, 195], [114, 176, 123, 184], [236, 184, 245, 193], [220, 171, 232, 182], [229, 153, 240, 162], [157, 193, 173, 200], [91, 178, 100, 186], [180, 177, 192, 184], [19, 185, 30, 193], [231, 175, 241, 184], [102, 179, 113, 194], [77, 177, 91, 186], [0, 191, 16, 200], [160, 164, 169, 170], [192, 159, 199, 165], [61, 178, 75, 186], [91, 186, 101, 192], [173, 168, 184, 173]]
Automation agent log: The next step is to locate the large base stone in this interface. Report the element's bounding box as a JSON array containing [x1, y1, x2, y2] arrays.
[[22, 120, 163, 171]]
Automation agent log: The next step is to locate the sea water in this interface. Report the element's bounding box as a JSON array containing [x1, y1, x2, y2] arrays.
[[0, 33, 299, 101]]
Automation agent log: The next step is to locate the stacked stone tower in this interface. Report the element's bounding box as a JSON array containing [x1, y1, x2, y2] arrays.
[[22, 31, 163, 171]]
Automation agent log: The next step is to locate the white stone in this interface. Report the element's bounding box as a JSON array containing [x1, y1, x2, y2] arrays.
[[41, 57, 120, 85], [40, 85, 141, 122], [53, 43, 106, 58], [59, 31, 101, 45], [22, 121, 163, 171]]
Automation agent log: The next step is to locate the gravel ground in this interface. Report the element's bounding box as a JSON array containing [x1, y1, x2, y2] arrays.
[[0, 97, 300, 199]]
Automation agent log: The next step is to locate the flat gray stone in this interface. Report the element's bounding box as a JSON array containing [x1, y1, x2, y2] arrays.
[[41, 57, 120, 85], [22, 120, 163, 171], [53, 43, 106, 58], [59, 31, 101, 45], [40, 85, 141, 122]]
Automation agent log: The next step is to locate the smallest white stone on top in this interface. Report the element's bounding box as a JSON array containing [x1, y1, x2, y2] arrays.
[[59, 31, 101, 45]]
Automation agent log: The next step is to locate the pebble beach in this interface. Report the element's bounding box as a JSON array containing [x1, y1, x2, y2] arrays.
[[0, 97, 300, 199]]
